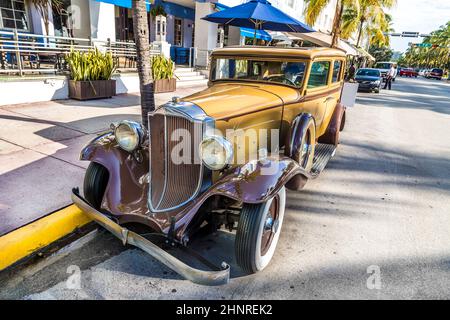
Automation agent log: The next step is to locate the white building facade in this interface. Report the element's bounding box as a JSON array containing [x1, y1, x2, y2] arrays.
[[0, 0, 337, 66]]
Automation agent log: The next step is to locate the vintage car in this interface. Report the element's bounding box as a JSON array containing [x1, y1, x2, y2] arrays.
[[72, 46, 349, 286]]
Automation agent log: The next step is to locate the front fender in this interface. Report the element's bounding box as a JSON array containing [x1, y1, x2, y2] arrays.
[[211, 157, 309, 204], [80, 133, 157, 230]]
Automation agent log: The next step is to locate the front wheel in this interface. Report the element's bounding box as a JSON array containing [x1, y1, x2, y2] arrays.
[[235, 187, 286, 274], [83, 162, 109, 210]]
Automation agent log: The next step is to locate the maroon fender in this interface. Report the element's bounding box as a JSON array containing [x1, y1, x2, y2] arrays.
[[285, 113, 315, 159], [80, 133, 162, 232], [173, 156, 309, 238], [318, 103, 346, 146]]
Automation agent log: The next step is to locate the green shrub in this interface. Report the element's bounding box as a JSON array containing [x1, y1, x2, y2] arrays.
[[151, 55, 175, 80], [66, 48, 116, 81]]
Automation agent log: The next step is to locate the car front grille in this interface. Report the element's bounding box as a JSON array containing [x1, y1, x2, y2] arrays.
[[148, 112, 203, 212]]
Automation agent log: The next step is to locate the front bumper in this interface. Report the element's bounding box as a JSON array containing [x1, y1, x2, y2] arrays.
[[71, 189, 230, 286], [357, 82, 380, 90]]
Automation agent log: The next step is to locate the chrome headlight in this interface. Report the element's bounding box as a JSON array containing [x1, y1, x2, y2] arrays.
[[113, 120, 144, 152], [372, 80, 381, 85], [199, 136, 233, 170]]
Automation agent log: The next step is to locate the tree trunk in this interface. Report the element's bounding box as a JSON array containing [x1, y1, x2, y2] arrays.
[[132, 0, 154, 128], [356, 19, 365, 47], [331, 0, 344, 48]]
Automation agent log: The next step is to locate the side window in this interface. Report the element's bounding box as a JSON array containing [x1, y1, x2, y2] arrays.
[[332, 60, 342, 82], [307, 61, 330, 88]]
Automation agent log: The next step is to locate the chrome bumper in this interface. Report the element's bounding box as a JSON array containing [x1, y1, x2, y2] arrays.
[[71, 189, 230, 286]]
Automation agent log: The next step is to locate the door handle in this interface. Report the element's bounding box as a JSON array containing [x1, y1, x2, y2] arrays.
[[323, 97, 334, 103]]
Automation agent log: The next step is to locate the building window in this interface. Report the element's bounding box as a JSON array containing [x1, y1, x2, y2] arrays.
[[174, 18, 183, 46], [191, 23, 195, 47], [0, 0, 29, 30], [53, 0, 73, 37]]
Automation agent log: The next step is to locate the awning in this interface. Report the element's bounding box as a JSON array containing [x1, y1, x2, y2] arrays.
[[240, 28, 271, 41], [96, 0, 151, 10], [287, 31, 359, 56], [214, 2, 272, 41], [355, 46, 376, 61]]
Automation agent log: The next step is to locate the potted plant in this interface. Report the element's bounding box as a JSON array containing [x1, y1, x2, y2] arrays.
[[66, 48, 116, 100], [151, 55, 176, 93]]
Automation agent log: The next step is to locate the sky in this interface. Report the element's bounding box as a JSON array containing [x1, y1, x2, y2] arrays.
[[387, 0, 450, 53]]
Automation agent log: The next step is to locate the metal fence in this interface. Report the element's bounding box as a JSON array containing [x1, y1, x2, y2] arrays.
[[0, 30, 161, 76]]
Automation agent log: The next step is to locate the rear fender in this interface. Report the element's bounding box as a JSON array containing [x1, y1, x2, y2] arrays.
[[284, 113, 315, 159]]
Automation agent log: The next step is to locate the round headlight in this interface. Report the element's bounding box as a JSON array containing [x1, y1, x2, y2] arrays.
[[199, 136, 233, 171], [114, 121, 143, 152]]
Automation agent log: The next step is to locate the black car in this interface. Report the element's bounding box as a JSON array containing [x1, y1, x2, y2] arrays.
[[355, 68, 382, 93], [426, 68, 444, 80]]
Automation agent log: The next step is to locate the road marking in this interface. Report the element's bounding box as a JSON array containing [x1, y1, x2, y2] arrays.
[[0, 204, 91, 271]]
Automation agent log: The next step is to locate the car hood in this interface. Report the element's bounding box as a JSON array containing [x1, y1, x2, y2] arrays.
[[355, 76, 380, 82], [181, 82, 300, 120]]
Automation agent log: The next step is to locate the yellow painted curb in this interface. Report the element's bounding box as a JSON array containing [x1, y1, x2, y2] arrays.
[[0, 204, 91, 271]]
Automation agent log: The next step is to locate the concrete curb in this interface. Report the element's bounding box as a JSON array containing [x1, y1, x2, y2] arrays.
[[0, 204, 91, 271]]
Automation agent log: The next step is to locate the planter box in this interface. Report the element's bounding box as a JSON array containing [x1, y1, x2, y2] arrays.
[[68, 80, 116, 100], [154, 78, 176, 93]]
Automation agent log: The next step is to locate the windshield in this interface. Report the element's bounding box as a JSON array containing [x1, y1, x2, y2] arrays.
[[211, 58, 307, 88], [375, 63, 392, 69], [356, 69, 380, 77]]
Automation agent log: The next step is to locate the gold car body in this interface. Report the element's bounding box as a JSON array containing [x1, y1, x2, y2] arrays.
[[183, 46, 346, 160]]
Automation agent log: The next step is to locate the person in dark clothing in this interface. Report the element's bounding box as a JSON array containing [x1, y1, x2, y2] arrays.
[[347, 63, 356, 81]]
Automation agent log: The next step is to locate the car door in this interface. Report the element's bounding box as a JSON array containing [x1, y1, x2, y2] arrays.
[[302, 59, 333, 137], [316, 58, 345, 137]]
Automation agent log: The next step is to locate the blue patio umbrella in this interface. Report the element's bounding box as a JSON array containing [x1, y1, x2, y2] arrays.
[[202, 0, 314, 44]]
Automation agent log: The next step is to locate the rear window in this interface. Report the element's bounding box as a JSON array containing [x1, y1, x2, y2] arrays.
[[332, 60, 342, 82], [432, 69, 443, 74]]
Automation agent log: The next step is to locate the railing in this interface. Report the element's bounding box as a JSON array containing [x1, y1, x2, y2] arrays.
[[0, 30, 161, 76], [191, 48, 213, 69]]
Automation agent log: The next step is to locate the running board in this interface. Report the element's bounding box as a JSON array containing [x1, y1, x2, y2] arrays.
[[311, 143, 336, 177]]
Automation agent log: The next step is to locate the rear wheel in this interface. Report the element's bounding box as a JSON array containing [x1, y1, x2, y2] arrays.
[[83, 162, 109, 210], [235, 187, 286, 273]]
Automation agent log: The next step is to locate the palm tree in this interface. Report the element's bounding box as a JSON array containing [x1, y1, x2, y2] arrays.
[[341, 0, 396, 47], [30, 0, 62, 36], [132, 0, 155, 128], [399, 22, 449, 70], [304, 0, 357, 48]]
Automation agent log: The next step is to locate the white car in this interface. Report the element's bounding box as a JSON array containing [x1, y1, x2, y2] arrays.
[[374, 62, 397, 82]]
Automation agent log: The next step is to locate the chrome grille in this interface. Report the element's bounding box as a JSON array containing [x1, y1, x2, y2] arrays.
[[149, 112, 203, 212]]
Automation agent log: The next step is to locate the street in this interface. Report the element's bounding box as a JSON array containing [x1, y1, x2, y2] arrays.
[[1, 77, 449, 299]]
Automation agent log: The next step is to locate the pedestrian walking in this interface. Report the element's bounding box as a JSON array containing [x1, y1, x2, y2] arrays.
[[384, 65, 397, 90]]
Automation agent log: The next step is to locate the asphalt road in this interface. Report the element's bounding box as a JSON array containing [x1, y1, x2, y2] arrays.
[[1, 77, 450, 300]]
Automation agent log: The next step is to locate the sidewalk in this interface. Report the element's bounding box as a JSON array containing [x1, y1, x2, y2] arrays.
[[0, 86, 206, 237]]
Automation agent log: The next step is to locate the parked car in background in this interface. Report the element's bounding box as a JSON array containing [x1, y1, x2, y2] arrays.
[[399, 68, 418, 77], [418, 69, 428, 77], [425, 68, 444, 80], [355, 68, 382, 93], [72, 47, 351, 285], [374, 61, 397, 82]]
